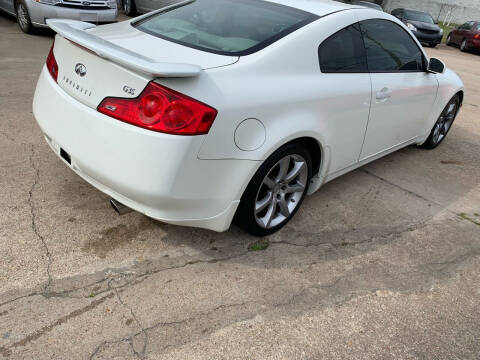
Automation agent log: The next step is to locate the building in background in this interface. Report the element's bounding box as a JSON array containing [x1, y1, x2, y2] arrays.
[[381, 0, 480, 24]]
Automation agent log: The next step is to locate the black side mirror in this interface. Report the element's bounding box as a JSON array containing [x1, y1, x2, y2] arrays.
[[427, 58, 445, 74]]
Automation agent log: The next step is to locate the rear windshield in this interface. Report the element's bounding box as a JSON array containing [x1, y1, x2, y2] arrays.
[[133, 0, 318, 56], [404, 10, 434, 24]]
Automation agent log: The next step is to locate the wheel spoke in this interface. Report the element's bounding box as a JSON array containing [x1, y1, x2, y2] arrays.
[[263, 176, 276, 189], [284, 183, 305, 194], [262, 200, 277, 228], [442, 120, 452, 135], [276, 157, 290, 182], [284, 161, 305, 183], [255, 192, 272, 214], [433, 124, 441, 143], [278, 197, 290, 218], [446, 103, 456, 116]]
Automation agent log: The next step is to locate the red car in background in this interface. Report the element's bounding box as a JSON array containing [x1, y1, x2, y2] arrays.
[[446, 21, 480, 52]]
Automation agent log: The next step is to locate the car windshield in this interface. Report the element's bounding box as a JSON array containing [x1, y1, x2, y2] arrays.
[[404, 10, 434, 24], [133, 0, 317, 56]]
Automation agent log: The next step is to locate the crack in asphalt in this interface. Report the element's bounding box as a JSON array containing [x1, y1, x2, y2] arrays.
[[2, 219, 480, 358], [89, 299, 255, 359], [0, 130, 16, 144], [271, 220, 429, 250], [0, 292, 115, 357], [27, 145, 53, 295], [0, 219, 432, 309], [359, 168, 443, 207], [113, 284, 148, 359]]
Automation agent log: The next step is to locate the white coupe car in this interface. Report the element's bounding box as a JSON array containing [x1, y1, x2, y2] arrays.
[[33, 0, 464, 236]]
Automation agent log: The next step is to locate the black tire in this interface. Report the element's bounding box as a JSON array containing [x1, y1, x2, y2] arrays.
[[446, 34, 452, 46], [16, 0, 33, 34], [429, 43, 437, 48], [460, 39, 468, 52], [421, 95, 460, 150], [235, 143, 312, 237], [123, 0, 137, 17]]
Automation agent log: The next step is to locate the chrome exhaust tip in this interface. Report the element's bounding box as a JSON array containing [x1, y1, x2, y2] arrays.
[[110, 198, 132, 216]]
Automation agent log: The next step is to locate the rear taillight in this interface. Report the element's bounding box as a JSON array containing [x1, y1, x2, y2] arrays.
[[474, 34, 480, 39], [97, 82, 218, 135], [46, 42, 58, 82]]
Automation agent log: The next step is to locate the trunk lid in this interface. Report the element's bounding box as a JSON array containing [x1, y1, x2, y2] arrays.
[[54, 35, 152, 110], [49, 19, 238, 110]]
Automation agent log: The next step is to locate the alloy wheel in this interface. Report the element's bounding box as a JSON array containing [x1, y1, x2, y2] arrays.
[[254, 154, 308, 229], [461, 39, 468, 52], [432, 98, 458, 145], [17, 3, 29, 31]]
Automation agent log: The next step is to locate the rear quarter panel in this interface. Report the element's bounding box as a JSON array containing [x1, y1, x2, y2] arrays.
[[157, 10, 369, 177]]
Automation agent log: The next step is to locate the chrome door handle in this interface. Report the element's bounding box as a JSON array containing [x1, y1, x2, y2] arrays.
[[376, 87, 393, 100]]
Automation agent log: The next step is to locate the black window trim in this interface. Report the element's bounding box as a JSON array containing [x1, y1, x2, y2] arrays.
[[318, 19, 428, 74], [318, 23, 368, 74], [131, 0, 320, 57]]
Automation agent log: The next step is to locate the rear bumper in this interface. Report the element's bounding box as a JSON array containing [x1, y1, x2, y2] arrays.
[[33, 67, 259, 232], [25, 0, 118, 27], [412, 31, 442, 45]]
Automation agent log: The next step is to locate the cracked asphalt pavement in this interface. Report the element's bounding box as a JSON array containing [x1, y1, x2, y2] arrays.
[[1, 12, 480, 360]]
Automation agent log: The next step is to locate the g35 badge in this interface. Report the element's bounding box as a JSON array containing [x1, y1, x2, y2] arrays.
[[123, 86, 136, 96]]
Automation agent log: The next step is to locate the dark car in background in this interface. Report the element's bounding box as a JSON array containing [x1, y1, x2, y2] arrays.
[[351, 1, 383, 11], [447, 21, 480, 52], [392, 8, 443, 47]]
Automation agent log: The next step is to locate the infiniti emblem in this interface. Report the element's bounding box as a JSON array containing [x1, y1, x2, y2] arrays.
[[75, 63, 87, 77], [82, 1, 91, 5]]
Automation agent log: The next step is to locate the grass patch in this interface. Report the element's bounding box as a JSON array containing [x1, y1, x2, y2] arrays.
[[438, 22, 459, 42], [248, 239, 270, 251], [458, 213, 480, 226]]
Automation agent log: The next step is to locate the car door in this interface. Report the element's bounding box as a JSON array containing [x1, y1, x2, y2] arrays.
[[452, 22, 473, 45], [318, 23, 372, 173], [358, 18, 438, 160], [0, 0, 15, 14], [142, 0, 174, 12]]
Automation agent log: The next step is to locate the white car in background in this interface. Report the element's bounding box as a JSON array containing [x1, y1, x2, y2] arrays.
[[121, 0, 178, 16], [33, 0, 464, 236], [0, 0, 117, 34]]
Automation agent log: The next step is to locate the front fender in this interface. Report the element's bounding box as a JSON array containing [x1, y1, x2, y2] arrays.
[[419, 67, 464, 141]]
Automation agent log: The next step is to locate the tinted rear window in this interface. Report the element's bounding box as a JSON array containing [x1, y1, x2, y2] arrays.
[[133, 0, 318, 56], [319, 24, 367, 73]]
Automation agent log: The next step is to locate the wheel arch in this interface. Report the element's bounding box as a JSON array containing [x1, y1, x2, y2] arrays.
[[283, 136, 322, 177], [457, 90, 464, 106]]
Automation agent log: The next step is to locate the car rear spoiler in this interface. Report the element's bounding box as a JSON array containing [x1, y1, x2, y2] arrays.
[[46, 19, 202, 78]]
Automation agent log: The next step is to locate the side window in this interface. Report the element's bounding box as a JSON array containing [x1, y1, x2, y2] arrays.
[[360, 19, 425, 72], [319, 23, 367, 73]]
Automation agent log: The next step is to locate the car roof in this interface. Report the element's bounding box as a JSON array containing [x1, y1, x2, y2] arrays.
[[264, 0, 359, 17]]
